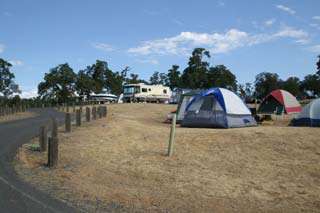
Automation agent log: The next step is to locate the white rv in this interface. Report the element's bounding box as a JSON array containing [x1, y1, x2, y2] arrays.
[[123, 83, 171, 103]]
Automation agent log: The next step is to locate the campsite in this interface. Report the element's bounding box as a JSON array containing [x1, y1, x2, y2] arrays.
[[14, 103, 320, 212], [1, 1, 320, 212]]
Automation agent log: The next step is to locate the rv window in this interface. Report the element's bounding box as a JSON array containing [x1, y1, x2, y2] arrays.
[[134, 87, 140, 94], [163, 89, 167, 94], [142, 88, 147, 92]]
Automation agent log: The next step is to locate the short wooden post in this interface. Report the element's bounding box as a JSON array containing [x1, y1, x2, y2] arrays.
[[103, 106, 107, 117], [92, 107, 97, 120], [86, 107, 91, 122], [167, 114, 177, 157], [39, 126, 47, 152], [52, 117, 58, 139], [98, 107, 102, 119], [76, 109, 81, 126], [48, 118, 59, 168], [65, 113, 71, 132], [48, 137, 53, 166]]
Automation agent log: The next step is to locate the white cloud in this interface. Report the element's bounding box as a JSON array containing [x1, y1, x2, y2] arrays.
[[0, 44, 4, 53], [136, 58, 159, 65], [128, 29, 253, 55], [310, 23, 320, 30], [276, 5, 296, 15], [20, 88, 38, 99], [273, 26, 309, 44], [92, 42, 114, 52], [308, 45, 320, 53], [128, 27, 309, 56], [312, 16, 320, 21], [9, 60, 24, 66], [265, 19, 276, 26]]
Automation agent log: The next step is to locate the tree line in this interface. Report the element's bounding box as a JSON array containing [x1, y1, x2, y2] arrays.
[[149, 48, 320, 102], [1, 47, 320, 105]]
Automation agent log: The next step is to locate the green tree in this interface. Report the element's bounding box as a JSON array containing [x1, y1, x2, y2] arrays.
[[167, 65, 181, 89], [254, 72, 280, 99], [159, 73, 168, 85], [238, 83, 253, 100], [301, 74, 320, 97], [75, 70, 95, 98], [77, 62, 129, 96], [181, 48, 210, 89], [149, 71, 168, 85], [127, 73, 140, 84], [0, 58, 20, 97], [38, 63, 77, 103], [149, 71, 160, 84], [86, 60, 109, 93], [105, 66, 128, 95], [125, 73, 147, 84], [279, 77, 301, 97], [207, 65, 237, 91]]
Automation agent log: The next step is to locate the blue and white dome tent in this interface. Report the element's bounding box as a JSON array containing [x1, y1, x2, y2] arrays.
[[292, 98, 320, 127], [181, 88, 257, 128]]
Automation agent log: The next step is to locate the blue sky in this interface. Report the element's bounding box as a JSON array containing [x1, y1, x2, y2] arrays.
[[1, 0, 320, 97]]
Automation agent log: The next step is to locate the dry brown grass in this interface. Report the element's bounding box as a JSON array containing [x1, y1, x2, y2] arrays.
[[0, 111, 36, 123], [15, 104, 320, 212]]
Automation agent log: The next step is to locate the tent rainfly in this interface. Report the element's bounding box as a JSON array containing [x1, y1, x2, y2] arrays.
[[292, 98, 320, 127], [181, 88, 257, 128], [258, 89, 302, 114]]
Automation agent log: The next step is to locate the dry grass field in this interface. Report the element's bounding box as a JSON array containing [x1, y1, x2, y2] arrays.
[[15, 104, 320, 212], [0, 111, 36, 123]]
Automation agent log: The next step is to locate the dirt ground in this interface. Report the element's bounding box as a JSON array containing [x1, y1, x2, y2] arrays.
[[0, 111, 36, 123], [15, 104, 320, 212]]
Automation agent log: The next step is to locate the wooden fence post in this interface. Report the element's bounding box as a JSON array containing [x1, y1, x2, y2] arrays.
[[86, 107, 91, 122], [92, 106, 97, 120], [103, 106, 107, 117], [48, 137, 53, 166], [65, 113, 71, 132], [167, 114, 177, 157], [98, 107, 102, 119], [76, 109, 81, 126], [39, 126, 47, 152], [48, 118, 59, 168]]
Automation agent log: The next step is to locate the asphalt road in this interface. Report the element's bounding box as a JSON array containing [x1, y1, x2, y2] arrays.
[[0, 108, 78, 213]]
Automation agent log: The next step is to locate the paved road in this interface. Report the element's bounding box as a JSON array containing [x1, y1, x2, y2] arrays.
[[0, 108, 77, 213]]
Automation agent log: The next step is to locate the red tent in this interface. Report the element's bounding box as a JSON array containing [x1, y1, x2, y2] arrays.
[[259, 89, 302, 114]]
